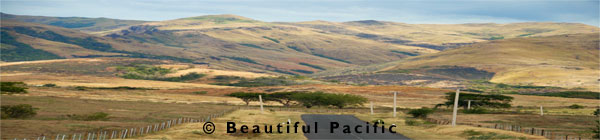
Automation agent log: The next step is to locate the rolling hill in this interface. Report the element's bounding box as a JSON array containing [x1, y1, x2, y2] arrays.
[[2, 13, 599, 76], [316, 33, 600, 90], [1, 13, 148, 32]]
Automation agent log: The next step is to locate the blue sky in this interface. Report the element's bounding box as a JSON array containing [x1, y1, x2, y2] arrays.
[[2, 0, 599, 26]]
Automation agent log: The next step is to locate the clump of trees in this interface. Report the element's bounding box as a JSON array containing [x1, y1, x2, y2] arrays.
[[1, 82, 28, 94], [117, 65, 205, 82], [226, 92, 267, 106], [436, 92, 513, 109], [1, 104, 38, 119], [227, 91, 367, 109], [215, 77, 297, 87]]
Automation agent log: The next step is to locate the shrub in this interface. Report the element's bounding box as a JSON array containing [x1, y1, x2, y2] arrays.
[[67, 112, 110, 121], [462, 130, 484, 136], [594, 108, 599, 116], [192, 130, 203, 135], [74, 86, 86, 90], [212, 75, 244, 82], [1, 82, 28, 94], [468, 132, 521, 140], [193, 91, 208, 95], [463, 108, 488, 114], [538, 91, 600, 99], [219, 77, 297, 87], [322, 93, 367, 109], [408, 107, 434, 118], [568, 104, 584, 109], [1, 104, 38, 119], [371, 119, 385, 124], [43, 83, 57, 87], [405, 119, 420, 126]]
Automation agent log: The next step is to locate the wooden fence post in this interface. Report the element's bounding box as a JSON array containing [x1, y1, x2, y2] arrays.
[[451, 89, 460, 127], [370, 102, 374, 115], [259, 95, 264, 112], [393, 92, 397, 117]]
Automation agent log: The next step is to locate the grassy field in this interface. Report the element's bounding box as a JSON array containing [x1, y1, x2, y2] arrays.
[[429, 110, 598, 138], [140, 109, 550, 140], [140, 110, 307, 139], [354, 112, 546, 140], [0, 95, 236, 139]]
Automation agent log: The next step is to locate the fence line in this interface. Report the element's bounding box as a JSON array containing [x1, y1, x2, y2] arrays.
[[423, 118, 589, 140], [13, 108, 237, 140]]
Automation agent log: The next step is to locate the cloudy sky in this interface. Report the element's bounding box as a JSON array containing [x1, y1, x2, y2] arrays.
[[2, 0, 599, 26]]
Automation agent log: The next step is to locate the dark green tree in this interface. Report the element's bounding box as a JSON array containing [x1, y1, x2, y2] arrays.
[[436, 92, 513, 109], [0, 82, 28, 94], [226, 92, 266, 106], [267, 92, 299, 107], [291, 92, 326, 108]]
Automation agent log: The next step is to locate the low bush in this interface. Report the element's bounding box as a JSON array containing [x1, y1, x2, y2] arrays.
[[407, 107, 434, 118], [568, 104, 584, 109], [404, 119, 420, 126], [1, 82, 28, 94], [371, 119, 385, 124], [468, 132, 523, 140], [193, 91, 208, 95], [74, 86, 86, 90], [42, 83, 57, 87], [67, 112, 110, 121], [1, 104, 38, 119], [217, 77, 297, 87]]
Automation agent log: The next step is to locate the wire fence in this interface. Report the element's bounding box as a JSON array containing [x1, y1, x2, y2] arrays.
[[10, 109, 236, 140]]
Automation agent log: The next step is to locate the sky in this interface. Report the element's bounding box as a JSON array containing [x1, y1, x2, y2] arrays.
[[1, 0, 599, 26]]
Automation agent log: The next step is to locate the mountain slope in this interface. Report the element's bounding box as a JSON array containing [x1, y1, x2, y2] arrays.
[[380, 33, 600, 90], [291, 21, 600, 50], [3, 14, 599, 76], [1, 13, 148, 32]]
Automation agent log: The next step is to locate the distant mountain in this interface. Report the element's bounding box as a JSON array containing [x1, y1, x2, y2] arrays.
[[1, 13, 148, 32]]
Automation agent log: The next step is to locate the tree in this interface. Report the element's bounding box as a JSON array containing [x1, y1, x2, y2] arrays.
[[267, 92, 298, 107], [291, 92, 325, 108], [226, 92, 266, 106], [1, 104, 38, 119], [323, 94, 367, 109], [436, 92, 513, 109], [291, 92, 367, 109]]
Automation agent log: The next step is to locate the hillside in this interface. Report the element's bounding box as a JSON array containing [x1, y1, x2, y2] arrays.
[[3, 14, 599, 75], [318, 33, 599, 90], [1, 13, 148, 32], [290, 21, 600, 50]]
